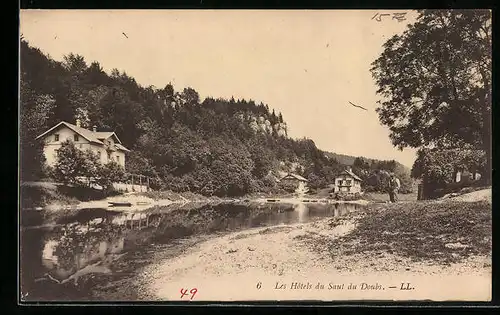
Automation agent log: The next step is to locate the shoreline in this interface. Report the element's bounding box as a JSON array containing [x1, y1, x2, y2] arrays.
[[22, 180, 421, 213], [135, 192, 491, 301], [22, 191, 372, 213], [21, 188, 491, 301]]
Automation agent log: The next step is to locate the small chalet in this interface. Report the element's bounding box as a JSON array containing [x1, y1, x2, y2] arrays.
[[36, 120, 130, 170], [279, 173, 308, 191], [334, 167, 362, 194]]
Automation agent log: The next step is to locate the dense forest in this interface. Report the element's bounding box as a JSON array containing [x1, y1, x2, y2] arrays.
[[20, 40, 412, 197]]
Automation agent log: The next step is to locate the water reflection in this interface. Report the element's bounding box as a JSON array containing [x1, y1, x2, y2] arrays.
[[295, 203, 309, 223], [40, 211, 155, 282], [21, 202, 363, 300]]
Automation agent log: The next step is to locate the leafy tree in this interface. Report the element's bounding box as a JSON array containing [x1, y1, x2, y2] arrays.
[[248, 146, 274, 179], [63, 53, 87, 75], [96, 161, 126, 192], [20, 79, 56, 181], [370, 10, 492, 184], [353, 157, 370, 170], [412, 148, 486, 187], [307, 173, 328, 191], [52, 140, 89, 185], [82, 149, 102, 185], [84, 61, 110, 86], [52, 140, 121, 190], [280, 181, 299, 193]]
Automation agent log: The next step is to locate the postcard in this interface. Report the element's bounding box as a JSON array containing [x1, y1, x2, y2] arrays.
[[19, 9, 492, 302]]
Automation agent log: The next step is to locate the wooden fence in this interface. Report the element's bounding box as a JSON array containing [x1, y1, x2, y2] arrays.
[[112, 173, 153, 193]]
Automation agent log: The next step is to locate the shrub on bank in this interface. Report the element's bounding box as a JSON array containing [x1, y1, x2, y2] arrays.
[[332, 192, 362, 201], [51, 140, 125, 195]]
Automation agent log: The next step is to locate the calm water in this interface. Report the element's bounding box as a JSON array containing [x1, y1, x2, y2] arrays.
[[20, 202, 363, 301]]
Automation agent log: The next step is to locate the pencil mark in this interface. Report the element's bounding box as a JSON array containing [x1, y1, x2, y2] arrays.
[[122, 32, 129, 39], [392, 12, 407, 22], [372, 12, 407, 22], [348, 101, 368, 111], [326, 43, 329, 48], [372, 13, 391, 22]]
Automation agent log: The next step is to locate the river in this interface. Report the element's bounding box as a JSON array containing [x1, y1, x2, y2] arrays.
[[20, 201, 364, 301]]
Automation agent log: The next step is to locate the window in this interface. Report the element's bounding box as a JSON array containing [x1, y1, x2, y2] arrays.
[[347, 180, 352, 186], [116, 155, 120, 162], [74, 134, 79, 141], [97, 151, 101, 158], [54, 134, 59, 141]]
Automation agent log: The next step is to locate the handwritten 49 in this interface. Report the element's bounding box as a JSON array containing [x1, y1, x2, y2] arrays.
[[180, 288, 198, 300]]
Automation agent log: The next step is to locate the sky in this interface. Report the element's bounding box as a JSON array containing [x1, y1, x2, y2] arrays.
[[20, 10, 419, 167]]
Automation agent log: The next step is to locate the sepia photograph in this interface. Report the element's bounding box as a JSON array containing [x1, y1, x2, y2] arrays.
[[19, 9, 492, 302]]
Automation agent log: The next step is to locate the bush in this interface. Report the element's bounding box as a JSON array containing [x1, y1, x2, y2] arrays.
[[51, 140, 125, 195], [333, 192, 362, 201], [52, 140, 90, 186], [280, 181, 298, 193], [95, 161, 126, 193]]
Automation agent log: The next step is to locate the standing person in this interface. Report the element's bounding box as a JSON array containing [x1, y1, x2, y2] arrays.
[[388, 173, 401, 203]]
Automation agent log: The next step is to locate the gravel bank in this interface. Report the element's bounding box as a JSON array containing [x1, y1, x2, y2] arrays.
[[137, 191, 491, 301]]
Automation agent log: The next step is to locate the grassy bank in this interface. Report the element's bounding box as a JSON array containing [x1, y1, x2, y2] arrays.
[[137, 190, 223, 202], [20, 182, 219, 209], [308, 198, 491, 265], [362, 191, 418, 203], [139, 189, 301, 202], [20, 182, 111, 209]]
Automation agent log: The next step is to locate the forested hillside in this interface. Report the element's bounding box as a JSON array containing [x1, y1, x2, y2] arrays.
[[324, 152, 410, 171], [20, 40, 412, 196]]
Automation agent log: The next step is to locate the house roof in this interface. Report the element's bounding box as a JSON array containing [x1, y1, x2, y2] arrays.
[[338, 169, 363, 182], [36, 121, 130, 152], [115, 143, 130, 152], [94, 131, 114, 140], [280, 173, 308, 182], [93, 131, 125, 144]]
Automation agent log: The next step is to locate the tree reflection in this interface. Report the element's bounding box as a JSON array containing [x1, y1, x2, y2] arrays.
[[41, 212, 154, 282]]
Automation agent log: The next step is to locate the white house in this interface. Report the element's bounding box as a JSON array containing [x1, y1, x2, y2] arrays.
[[36, 120, 130, 169], [279, 173, 309, 191], [334, 167, 362, 194]]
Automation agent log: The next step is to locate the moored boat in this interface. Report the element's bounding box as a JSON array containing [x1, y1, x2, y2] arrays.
[[108, 201, 132, 207]]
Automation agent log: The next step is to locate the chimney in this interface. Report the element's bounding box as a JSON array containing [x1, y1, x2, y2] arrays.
[[92, 125, 97, 132], [76, 119, 81, 127]]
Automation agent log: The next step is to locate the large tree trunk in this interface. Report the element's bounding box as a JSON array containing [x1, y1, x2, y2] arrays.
[[477, 60, 492, 185], [482, 121, 492, 186], [482, 92, 492, 185]]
